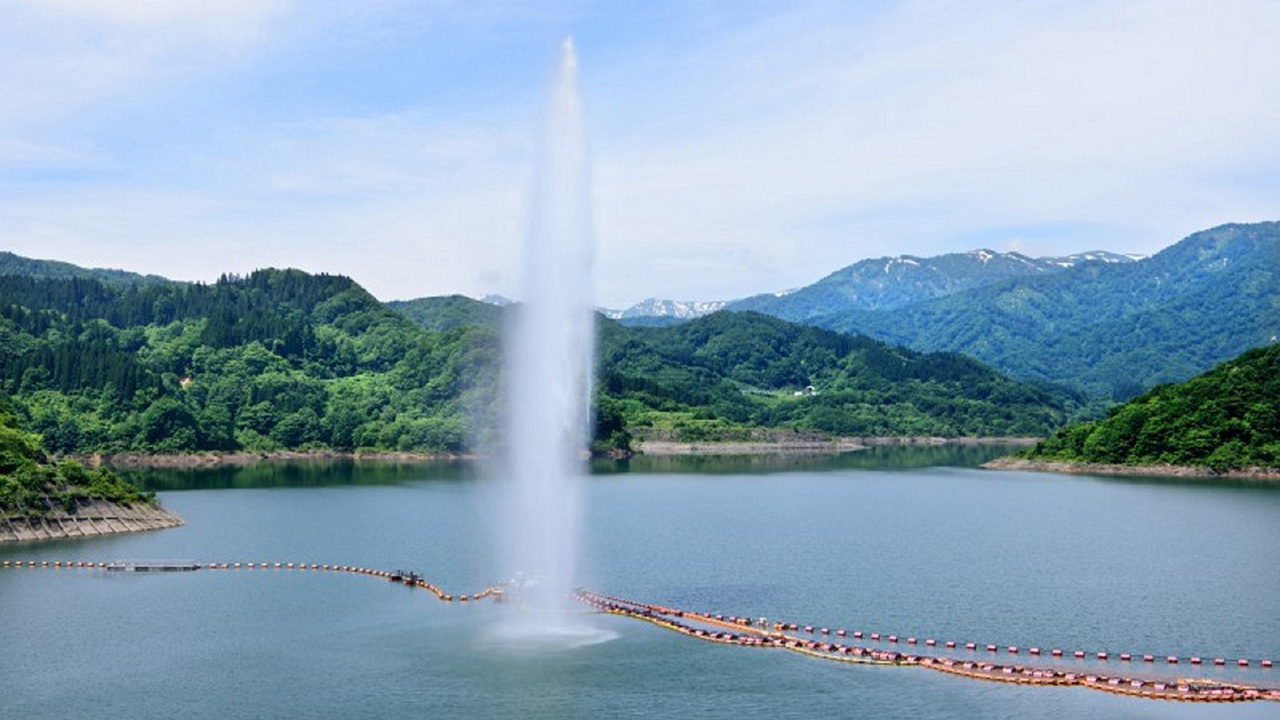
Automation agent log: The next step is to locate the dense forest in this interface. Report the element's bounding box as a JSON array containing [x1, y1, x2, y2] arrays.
[[755, 223, 1279, 399], [0, 394, 150, 515], [597, 311, 1078, 440], [1026, 344, 1280, 470], [0, 270, 500, 455], [0, 263, 1078, 458]]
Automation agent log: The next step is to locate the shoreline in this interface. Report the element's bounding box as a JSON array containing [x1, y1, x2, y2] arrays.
[[71, 437, 1041, 468], [73, 449, 477, 470], [983, 456, 1280, 482], [635, 436, 1038, 456], [0, 499, 183, 544]]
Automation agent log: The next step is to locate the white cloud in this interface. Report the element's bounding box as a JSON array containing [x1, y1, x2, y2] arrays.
[[589, 0, 1280, 303], [0, 0, 286, 131], [1, 0, 1276, 307]]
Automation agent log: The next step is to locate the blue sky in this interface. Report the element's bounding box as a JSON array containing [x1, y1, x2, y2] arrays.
[[1, 0, 1277, 307]]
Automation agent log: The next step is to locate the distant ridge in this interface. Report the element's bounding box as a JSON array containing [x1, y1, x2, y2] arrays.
[[602, 297, 729, 322], [603, 249, 1142, 326], [816, 222, 1279, 396], [0, 251, 172, 287], [728, 249, 1142, 321]]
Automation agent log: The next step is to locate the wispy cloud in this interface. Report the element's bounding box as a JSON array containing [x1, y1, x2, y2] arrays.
[[0, 0, 1276, 306]]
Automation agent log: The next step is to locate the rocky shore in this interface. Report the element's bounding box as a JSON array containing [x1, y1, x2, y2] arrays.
[[75, 449, 474, 470], [0, 499, 182, 543], [635, 435, 1038, 456], [983, 456, 1280, 482]]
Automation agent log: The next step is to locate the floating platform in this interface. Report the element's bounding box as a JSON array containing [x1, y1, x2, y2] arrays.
[[105, 560, 202, 572]]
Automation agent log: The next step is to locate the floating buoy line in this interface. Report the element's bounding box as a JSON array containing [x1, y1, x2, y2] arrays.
[[5, 559, 1277, 703]]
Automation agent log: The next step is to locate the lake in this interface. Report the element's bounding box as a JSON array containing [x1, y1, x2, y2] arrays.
[[2, 446, 1278, 719]]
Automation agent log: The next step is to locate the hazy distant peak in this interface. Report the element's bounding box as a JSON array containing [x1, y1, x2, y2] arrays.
[[1045, 250, 1147, 267], [603, 297, 729, 320], [604, 247, 1147, 324]]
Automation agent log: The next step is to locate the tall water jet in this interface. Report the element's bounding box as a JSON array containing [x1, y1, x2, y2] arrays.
[[496, 37, 596, 640]]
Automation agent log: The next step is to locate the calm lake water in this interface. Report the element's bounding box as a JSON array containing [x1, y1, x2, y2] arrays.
[[3, 446, 1278, 719]]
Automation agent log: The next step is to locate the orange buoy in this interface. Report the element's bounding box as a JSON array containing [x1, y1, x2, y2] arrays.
[[945, 641, 956, 648], [1238, 659, 1249, 667], [1191, 657, 1202, 665], [1261, 660, 1272, 668], [1166, 656, 1178, 664], [1096, 652, 1108, 660], [1074, 651, 1085, 658], [1214, 658, 1225, 666]]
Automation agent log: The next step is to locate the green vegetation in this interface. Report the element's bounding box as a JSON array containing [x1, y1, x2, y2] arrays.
[[0, 250, 170, 287], [776, 223, 1279, 399], [1026, 344, 1280, 470], [0, 394, 151, 515], [386, 294, 502, 332], [599, 311, 1078, 440], [0, 260, 1081, 460], [0, 270, 499, 455]]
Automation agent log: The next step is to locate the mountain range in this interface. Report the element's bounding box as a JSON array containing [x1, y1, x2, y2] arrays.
[[1, 219, 1275, 453], [609, 223, 1279, 398]]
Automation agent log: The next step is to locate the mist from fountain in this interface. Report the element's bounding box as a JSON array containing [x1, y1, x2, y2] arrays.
[[492, 37, 601, 646]]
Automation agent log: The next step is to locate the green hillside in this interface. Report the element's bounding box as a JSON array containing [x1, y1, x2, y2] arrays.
[[811, 223, 1280, 398], [0, 251, 170, 287], [1026, 344, 1280, 470], [0, 395, 151, 515], [0, 270, 499, 455], [0, 257, 1078, 459], [598, 311, 1077, 440], [386, 295, 502, 332]]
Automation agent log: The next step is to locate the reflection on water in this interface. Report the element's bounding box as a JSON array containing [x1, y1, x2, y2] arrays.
[[594, 443, 1018, 475], [129, 459, 475, 491], [130, 445, 1019, 492], [5, 444, 1279, 720]]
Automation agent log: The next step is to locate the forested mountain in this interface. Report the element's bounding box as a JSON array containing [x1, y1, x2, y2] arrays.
[[0, 395, 151, 514], [386, 295, 502, 332], [0, 251, 169, 287], [0, 254, 1073, 456], [729, 249, 1140, 321], [1026, 343, 1280, 470], [808, 223, 1280, 398], [0, 270, 500, 455], [596, 311, 1076, 439]]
